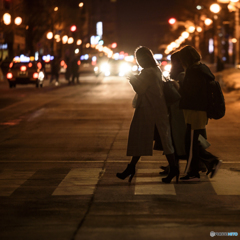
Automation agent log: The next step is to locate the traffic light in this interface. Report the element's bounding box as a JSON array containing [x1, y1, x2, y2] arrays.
[[168, 18, 176, 25], [70, 25, 77, 32]]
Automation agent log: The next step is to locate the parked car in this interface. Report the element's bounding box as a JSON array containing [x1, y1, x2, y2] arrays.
[[6, 61, 44, 88]]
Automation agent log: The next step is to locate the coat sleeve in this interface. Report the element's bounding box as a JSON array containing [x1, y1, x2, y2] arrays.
[[129, 69, 151, 95]]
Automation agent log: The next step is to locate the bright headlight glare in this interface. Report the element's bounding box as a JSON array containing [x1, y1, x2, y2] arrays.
[[119, 63, 131, 73], [163, 71, 170, 77], [100, 63, 110, 72], [132, 65, 138, 71], [94, 66, 98, 72], [164, 64, 172, 72]]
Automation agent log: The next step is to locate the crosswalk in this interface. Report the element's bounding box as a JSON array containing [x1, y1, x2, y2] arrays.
[[0, 168, 239, 197]]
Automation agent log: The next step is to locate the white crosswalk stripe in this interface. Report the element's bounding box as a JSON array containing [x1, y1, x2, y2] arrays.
[[210, 169, 240, 195], [134, 169, 176, 195], [0, 169, 35, 196], [52, 168, 102, 196]]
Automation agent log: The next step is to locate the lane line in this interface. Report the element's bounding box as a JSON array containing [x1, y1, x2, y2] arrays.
[[52, 168, 102, 196], [210, 169, 240, 195], [134, 169, 176, 195], [0, 169, 35, 196]]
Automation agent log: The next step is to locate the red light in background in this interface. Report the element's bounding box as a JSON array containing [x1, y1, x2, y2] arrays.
[[20, 66, 27, 71], [60, 60, 65, 66], [77, 60, 81, 65], [9, 62, 13, 68], [7, 73, 13, 79], [70, 25, 77, 32], [33, 72, 38, 79], [168, 18, 176, 25], [37, 62, 42, 69], [161, 61, 168, 66], [28, 62, 32, 68], [111, 42, 117, 48]]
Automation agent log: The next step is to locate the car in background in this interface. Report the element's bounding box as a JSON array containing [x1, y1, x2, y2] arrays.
[[95, 59, 139, 77], [79, 59, 96, 73], [6, 61, 44, 88], [159, 58, 172, 78]]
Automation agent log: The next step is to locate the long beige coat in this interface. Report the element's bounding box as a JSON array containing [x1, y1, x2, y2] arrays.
[[127, 66, 174, 156]]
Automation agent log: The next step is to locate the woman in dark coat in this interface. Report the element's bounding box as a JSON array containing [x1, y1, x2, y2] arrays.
[[116, 46, 179, 184], [178, 45, 222, 181]]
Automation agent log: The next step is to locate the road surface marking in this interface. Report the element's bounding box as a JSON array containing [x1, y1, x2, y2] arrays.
[[0, 169, 35, 196], [210, 169, 240, 195], [52, 168, 101, 195], [134, 169, 176, 195]]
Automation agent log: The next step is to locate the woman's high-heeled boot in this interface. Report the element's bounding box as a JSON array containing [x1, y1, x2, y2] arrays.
[[162, 153, 179, 183], [116, 164, 136, 183]]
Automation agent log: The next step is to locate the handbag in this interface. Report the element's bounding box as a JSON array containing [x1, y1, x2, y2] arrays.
[[163, 78, 181, 106]]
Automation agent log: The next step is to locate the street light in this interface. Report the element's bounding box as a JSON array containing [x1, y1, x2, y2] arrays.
[[14, 17, 22, 26], [210, 3, 221, 13], [3, 13, 11, 25], [46, 32, 53, 39]]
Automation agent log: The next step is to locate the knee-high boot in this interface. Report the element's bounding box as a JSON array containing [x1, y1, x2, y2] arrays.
[[162, 153, 179, 183]]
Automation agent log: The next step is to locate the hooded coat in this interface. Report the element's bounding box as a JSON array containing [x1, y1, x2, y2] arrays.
[[126, 66, 174, 156], [179, 63, 215, 111]]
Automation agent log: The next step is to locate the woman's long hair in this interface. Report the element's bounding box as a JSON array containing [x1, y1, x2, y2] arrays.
[[170, 51, 184, 80], [135, 46, 158, 69]]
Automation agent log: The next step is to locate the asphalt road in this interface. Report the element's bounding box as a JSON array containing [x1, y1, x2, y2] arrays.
[[0, 74, 240, 240]]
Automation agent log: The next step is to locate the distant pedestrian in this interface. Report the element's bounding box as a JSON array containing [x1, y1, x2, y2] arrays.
[[178, 45, 222, 181], [65, 56, 71, 82], [50, 56, 60, 85], [71, 56, 79, 84], [116, 46, 178, 184]]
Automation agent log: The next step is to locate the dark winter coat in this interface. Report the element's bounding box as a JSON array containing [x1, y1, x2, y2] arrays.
[[127, 66, 174, 156], [179, 63, 215, 111]]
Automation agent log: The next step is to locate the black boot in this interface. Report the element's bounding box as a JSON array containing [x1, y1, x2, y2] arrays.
[[116, 164, 136, 183], [159, 165, 170, 175], [162, 154, 179, 184]]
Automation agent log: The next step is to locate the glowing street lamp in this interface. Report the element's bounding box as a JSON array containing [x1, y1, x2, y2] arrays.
[[3, 13, 11, 25], [68, 37, 74, 44], [62, 35, 68, 44], [181, 31, 189, 39], [77, 39, 82, 45], [79, 2, 84, 7], [14, 17, 22, 26], [188, 26, 195, 33], [46, 32, 53, 39], [205, 18, 213, 26], [54, 7, 58, 11], [210, 3, 221, 13]]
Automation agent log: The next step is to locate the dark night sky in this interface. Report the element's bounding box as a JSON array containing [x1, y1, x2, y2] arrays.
[[116, 0, 179, 54]]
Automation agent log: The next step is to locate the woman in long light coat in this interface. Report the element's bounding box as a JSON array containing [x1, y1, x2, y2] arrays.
[[116, 46, 179, 183]]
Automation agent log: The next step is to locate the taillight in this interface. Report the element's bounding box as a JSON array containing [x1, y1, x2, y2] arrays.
[[20, 66, 27, 71], [7, 73, 13, 79], [37, 62, 42, 69], [28, 62, 33, 68], [9, 62, 13, 68], [33, 73, 38, 79]]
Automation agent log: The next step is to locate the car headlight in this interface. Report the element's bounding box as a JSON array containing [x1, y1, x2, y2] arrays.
[[164, 64, 171, 72], [162, 71, 170, 77], [100, 63, 110, 73], [119, 63, 131, 76], [132, 65, 138, 72]]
